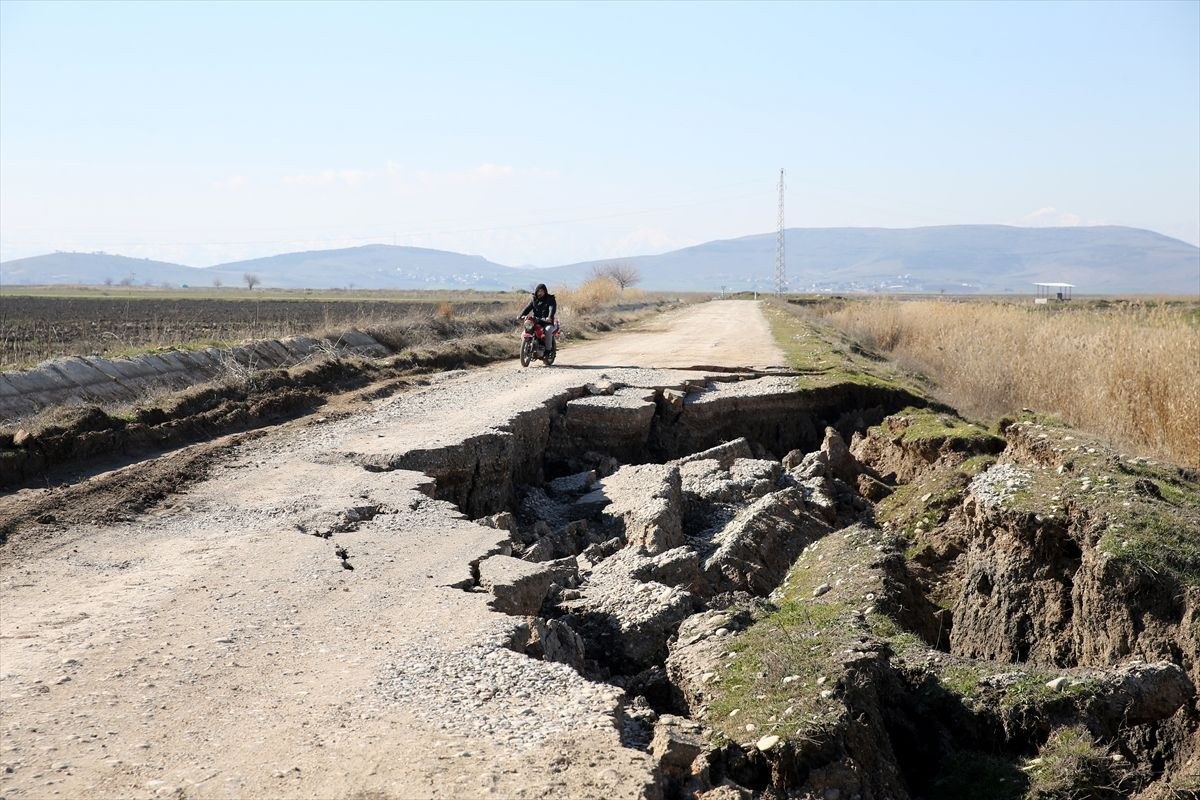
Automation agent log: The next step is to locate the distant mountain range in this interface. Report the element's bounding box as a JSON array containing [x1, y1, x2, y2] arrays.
[[2, 225, 1197, 294]]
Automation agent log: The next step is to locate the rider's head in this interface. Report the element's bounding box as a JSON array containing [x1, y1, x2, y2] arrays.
[[535, 283, 548, 298]]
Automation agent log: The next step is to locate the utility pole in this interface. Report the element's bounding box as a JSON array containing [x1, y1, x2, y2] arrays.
[[774, 168, 787, 294]]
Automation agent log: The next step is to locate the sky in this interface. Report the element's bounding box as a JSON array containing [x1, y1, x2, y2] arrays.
[[1, 0, 1197, 267]]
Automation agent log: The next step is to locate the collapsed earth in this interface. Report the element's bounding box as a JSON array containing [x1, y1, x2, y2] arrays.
[[1, 300, 1196, 800]]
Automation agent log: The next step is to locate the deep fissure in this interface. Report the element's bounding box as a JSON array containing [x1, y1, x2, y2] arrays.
[[386, 373, 1195, 799]]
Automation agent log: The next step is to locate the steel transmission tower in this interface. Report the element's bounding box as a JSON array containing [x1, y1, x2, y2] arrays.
[[774, 168, 787, 294]]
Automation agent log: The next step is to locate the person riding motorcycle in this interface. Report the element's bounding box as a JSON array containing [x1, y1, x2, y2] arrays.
[[518, 284, 558, 354]]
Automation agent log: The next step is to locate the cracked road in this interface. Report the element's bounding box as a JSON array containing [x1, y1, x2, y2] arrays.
[[0, 301, 784, 800]]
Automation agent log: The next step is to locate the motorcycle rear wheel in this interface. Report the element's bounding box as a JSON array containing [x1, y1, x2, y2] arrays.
[[543, 344, 556, 366]]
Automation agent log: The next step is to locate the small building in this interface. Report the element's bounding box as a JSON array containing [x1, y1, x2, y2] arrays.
[[1033, 282, 1074, 303]]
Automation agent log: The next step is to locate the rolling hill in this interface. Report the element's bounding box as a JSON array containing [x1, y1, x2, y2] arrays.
[[2, 226, 1196, 294], [549, 225, 1200, 294]]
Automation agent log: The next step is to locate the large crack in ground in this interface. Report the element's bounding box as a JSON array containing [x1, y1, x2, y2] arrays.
[[358, 371, 1198, 800]]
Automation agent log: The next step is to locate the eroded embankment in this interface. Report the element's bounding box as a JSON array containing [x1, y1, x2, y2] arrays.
[[0, 306, 662, 491], [383, 373, 1198, 800]]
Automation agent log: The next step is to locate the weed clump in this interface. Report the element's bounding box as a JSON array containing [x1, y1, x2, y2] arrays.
[[1024, 725, 1122, 800]]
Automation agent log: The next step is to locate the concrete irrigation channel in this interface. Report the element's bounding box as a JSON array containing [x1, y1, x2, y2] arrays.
[[1, 301, 1195, 799]]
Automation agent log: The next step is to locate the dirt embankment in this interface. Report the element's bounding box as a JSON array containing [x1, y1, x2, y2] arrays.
[[0, 305, 664, 492], [443, 398, 1198, 798], [3, 302, 1195, 800]]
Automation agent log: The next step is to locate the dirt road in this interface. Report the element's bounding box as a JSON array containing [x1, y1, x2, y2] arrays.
[[0, 301, 784, 800]]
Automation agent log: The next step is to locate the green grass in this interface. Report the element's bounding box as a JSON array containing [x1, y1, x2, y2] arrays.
[[989, 420, 1200, 586], [997, 675, 1100, 712], [893, 406, 1007, 451], [939, 665, 985, 699], [876, 450, 997, 542], [762, 300, 918, 391], [704, 528, 930, 746], [932, 662, 1101, 714], [1025, 725, 1117, 800], [706, 598, 849, 743], [1099, 503, 1200, 585]]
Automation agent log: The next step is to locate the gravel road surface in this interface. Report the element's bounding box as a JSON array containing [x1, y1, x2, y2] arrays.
[[0, 301, 784, 800]]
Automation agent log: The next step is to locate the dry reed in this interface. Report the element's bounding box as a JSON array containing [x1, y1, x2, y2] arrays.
[[554, 277, 624, 314], [810, 299, 1200, 467]]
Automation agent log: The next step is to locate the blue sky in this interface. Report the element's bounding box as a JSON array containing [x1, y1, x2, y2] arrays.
[[1, 0, 1197, 266]]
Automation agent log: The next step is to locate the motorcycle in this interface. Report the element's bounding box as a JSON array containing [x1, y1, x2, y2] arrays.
[[520, 314, 560, 367]]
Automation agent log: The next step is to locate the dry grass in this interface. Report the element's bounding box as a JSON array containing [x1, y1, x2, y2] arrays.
[[801, 298, 1200, 467], [554, 277, 624, 314]]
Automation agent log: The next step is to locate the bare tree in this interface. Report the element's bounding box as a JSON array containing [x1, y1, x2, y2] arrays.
[[212, 276, 223, 288], [590, 262, 641, 290], [243, 273, 261, 290], [103, 277, 113, 286], [118, 275, 134, 287]]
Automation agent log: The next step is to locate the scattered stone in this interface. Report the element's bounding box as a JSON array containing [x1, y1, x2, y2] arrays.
[[813, 583, 832, 598], [756, 734, 781, 752]]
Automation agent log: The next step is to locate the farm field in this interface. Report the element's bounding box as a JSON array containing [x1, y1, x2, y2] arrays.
[[0, 287, 519, 369], [779, 294, 1200, 467]]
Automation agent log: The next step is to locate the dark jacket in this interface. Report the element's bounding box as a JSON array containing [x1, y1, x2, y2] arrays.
[[520, 293, 557, 322]]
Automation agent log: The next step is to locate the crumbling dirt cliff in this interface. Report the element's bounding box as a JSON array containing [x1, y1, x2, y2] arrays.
[[469, 399, 1198, 799], [2, 301, 1196, 800]]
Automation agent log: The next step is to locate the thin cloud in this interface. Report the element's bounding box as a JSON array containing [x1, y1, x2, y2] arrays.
[[211, 174, 248, 191], [282, 169, 371, 187]]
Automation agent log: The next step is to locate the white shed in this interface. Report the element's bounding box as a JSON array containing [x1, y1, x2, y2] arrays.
[[1033, 282, 1074, 303]]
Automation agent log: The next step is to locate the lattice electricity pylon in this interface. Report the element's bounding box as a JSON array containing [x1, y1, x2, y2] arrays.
[[774, 168, 787, 294]]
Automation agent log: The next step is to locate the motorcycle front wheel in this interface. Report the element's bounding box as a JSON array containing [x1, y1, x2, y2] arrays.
[[520, 339, 533, 367]]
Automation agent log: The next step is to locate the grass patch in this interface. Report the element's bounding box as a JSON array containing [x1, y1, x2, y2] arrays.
[[705, 528, 929, 747], [998, 675, 1100, 712], [706, 598, 849, 744], [876, 449, 997, 539], [761, 301, 918, 392], [939, 665, 985, 700], [894, 406, 1006, 451], [1099, 503, 1200, 585], [1025, 725, 1119, 800]]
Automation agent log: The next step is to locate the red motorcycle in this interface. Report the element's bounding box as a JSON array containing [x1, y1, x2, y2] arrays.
[[520, 315, 559, 367]]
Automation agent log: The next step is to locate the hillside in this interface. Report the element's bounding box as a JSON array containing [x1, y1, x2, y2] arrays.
[[0, 245, 538, 291], [0, 252, 205, 288], [2, 226, 1197, 294], [550, 225, 1200, 293], [212, 244, 535, 290]]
